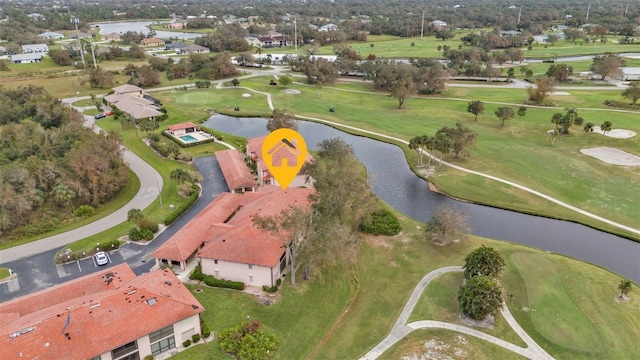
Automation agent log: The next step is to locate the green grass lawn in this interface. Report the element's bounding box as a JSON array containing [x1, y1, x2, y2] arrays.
[[204, 77, 640, 239], [168, 211, 640, 360], [0, 267, 10, 280]]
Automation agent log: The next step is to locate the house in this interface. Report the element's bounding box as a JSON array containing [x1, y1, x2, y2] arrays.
[[622, 68, 640, 81], [21, 43, 48, 54], [165, 42, 189, 51], [104, 85, 163, 120], [500, 30, 521, 36], [0, 263, 204, 360], [247, 135, 313, 188], [216, 149, 257, 193], [142, 37, 165, 47], [104, 32, 122, 41], [152, 186, 314, 286], [0, 46, 8, 55], [69, 31, 92, 39], [38, 31, 64, 40], [245, 36, 263, 48], [27, 13, 45, 21], [430, 20, 448, 28], [179, 44, 210, 54], [10, 53, 43, 64], [168, 122, 198, 136], [319, 23, 338, 32], [166, 21, 188, 29], [113, 83, 144, 96]]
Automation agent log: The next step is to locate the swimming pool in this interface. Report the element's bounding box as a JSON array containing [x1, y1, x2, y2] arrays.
[[180, 134, 197, 143]]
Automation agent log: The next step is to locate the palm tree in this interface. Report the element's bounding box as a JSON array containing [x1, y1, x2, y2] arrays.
[[127, 208, 144, 228], [409, 136, 425, 167], [583, 122, 594, 144], [53, 183, 76, 212], [600, 120, 613, 141], [517, 106, 527, 131], [618, 280, 632, 299], [495, 107, 515, 128]]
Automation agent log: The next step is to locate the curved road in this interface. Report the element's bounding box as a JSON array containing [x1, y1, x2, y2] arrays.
[[360, 266, 554, 360]]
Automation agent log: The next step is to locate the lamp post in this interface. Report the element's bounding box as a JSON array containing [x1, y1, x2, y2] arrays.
[[71, 17, 86, 67]]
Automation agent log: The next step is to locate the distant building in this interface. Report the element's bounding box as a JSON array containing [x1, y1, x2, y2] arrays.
[[38, 31, 64, 40], [165, 42, 189, 51], [141, 37, 165, 47], [27, 13, 45, 21], [69, 31, 92, 39], [622, 68, 640, 81], [104, 32, 122, 41], [21, 43, 48, 54], [10, 53, 43, 64], [179, 44, 210, 54], [430, 20, 448, 28], [0, 264, 204, 360], [166, 21, 188, 29], [104, 84, 164, 120], [319, 23, 338, 32]]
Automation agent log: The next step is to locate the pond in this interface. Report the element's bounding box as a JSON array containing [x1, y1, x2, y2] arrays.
[[203, 114, 640, 283], [92, 20, 203, 40]]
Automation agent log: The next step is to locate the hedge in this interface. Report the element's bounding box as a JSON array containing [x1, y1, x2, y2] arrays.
[[190, 265, 244, 290], [163, 187, 199, 226], [604, 100, 640, 110], [358, 208, 403, 236]]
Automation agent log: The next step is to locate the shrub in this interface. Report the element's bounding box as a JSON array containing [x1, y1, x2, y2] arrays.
[[604, 100, 640, 110], [149, 133, 160, 142], [129, 227, 145, 241], [262, 285, 278, 293], [190, 264, 204, 281], [164, 187, 199, 225], [219, 321, 278, 360], [139, 218, 159, 233], [276, 278, 282, 286], [203, 275, 244, 290], [201, 322, 211, 338], [358, 208, 402, 236], [144, 356, 154, 360], [98, 239, 120, 252], [192, 333, 201, 343], [183, 339, 191, 347], [73, 205, 95, 218]]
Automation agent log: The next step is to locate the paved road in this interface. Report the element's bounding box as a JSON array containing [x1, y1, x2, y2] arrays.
[[359, 267, 554, 360], [0, 156, 228, 301]]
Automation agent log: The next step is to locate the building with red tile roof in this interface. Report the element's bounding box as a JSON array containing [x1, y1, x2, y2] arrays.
[[152, 186, 314, 286], [246, 136, 314, 188], [167, 122, 199, 135], [215, 149, 256, 193], [0, 263, 204, 360]]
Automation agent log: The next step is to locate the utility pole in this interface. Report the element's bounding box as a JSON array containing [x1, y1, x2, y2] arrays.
[[420, 10, 425, 40], [67, 3, 86, 67], [517, 6, 522, 25], [294, 15, 297, 52], [625, 3, 629, 16], [90, 42, 97, 69], [586, 3, 591, 22]]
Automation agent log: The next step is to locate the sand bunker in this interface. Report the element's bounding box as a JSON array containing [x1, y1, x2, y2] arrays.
[[592, 127, 636, 139], [580, 147, 640, 166], [550, 91, 571, 96], [242, 93, 252, 97], [282, 89, 301, 95]]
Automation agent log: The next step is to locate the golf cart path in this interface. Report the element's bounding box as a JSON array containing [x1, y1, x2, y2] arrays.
[[359, 266, 554, 360]]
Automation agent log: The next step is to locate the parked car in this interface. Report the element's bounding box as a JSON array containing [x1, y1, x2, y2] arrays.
[[95, 251, 109, 266], [94, 113, 106, 119]]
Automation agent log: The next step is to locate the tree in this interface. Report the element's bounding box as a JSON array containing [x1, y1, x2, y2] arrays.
[[138, 118, 159, 137], [600, 120, 612, 137], [466, 100, 484, 121], [590, 53, 625, 80], [621, 81, 640, 105], [435, 27, 454, 41], [266, 109, 298, 132], [83, 66, 114, 89], [506, 67, 515, 79], [53, 183, 76, 212], [463, 245, 506, 279], [517, 106, 527, 131], [431, 132, 452, 167], [279, 75, 292, 88], [551, 108, 584, 136], [218, 321, 278, 360], [170, 168, 192, 184], [494, 107, 514, 127], [425, 205, 470, 245], [583, 122, 594, 144], [135, 65, 161, 87], [127, 208, 144, 228], [0, 59, 9, 71], [437, 123, 477, 159], [48, 49, 72, 66], [231, 78, 240, 87], [458, 275, 503, 320], [618, 280, 632, 299], [390, 75, 416, 109], [409, 135, 427, 167], [527, 76, 555, 105], [546, 63, 573, 82], [236, 51, 254, 68]]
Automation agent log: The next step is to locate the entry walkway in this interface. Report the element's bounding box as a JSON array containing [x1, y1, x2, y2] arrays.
[[359, 266, 554, 360]]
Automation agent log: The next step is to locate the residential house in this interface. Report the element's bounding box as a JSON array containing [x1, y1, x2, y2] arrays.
[[166, 21, 188, 30], [216, 148, 257, 193], [104, 32, 122, 42], [113, 83, 144, 96], [179, 44, 210, 54], [245, 36, 263, 48], [255, 35, 288, 48], [152, 186, 314, 286], [104, 84, 163, 120], [21, 43, 48, 54], [430, 20, 448, 28], [167, 122, 198, 136], [0, 46, 8, 55], [246, 135, 313, 188], [38, 31, 64, 40], [10, 53, 43, 64], [319, 23, 338, 32], [69, 31, 92, 39], [0, 263, 204, 360], [165, 41, 189, 51], [622, 68, 640, 81], [27, 13, 45, 21], [141, 37, 165, 47]]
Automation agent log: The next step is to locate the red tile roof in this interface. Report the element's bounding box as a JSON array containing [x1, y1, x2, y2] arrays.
[[247, 136, 313, 183], [216, 149, 256, 191], [0, 264, 203, 360], [168, 122, 198, 132], [153, 186, 314, 267]]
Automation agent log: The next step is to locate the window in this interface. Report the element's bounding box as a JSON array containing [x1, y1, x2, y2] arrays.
[[111, 340, 139, 360], [248, 264, 253, 269], [214, 270, 219, 278], [249, 274, 254, 283], [214, 259, 218, 264], [90, 356, 101, 360], [150, 325, 176, 355]]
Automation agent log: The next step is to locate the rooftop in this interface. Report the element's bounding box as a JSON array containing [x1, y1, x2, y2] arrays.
[[216, 148, 256, 191]]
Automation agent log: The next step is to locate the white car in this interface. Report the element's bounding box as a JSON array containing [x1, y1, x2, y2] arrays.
[[95, 252, 109, 266]]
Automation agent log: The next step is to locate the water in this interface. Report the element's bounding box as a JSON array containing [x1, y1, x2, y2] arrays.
[[203, 114, 640, 283], [180, 134, 197, 143], [92, 21, 203, 40]]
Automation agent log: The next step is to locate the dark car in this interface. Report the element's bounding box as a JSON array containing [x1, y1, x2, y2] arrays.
[[94, 113, 106, 119]]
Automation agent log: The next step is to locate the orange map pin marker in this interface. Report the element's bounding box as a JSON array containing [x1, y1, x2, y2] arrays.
[[262, 128, 308, 189]]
